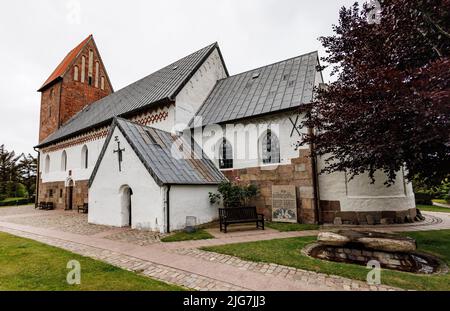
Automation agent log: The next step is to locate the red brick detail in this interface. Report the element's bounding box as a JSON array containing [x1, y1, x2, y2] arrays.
[[222, 149, 318, 224], [39, 36, 113, 142], [133, 110, 170, 126], [42, 128, 109, 153]]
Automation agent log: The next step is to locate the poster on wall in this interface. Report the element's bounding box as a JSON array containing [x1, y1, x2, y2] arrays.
[[272, 185, 298, 223]]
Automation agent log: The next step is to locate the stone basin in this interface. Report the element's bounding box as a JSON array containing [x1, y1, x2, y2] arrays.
[[317, 230, 416, 252], [306, 230, 447, 274]]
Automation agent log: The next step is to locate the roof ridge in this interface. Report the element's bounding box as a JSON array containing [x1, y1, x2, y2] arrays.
[[217, 50, 318, 82]]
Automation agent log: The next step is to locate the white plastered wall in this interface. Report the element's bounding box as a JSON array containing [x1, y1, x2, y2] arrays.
[[169, 185, 221, 231], [40, 137, 106, 184], [88, 127, 165, 232], [193, 110, 309, 170], [175, 48, 228, 128], [317, 157, 416, 212]]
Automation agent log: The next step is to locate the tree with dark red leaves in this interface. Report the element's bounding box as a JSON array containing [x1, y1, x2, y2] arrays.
[[301, 0, 450, 186]]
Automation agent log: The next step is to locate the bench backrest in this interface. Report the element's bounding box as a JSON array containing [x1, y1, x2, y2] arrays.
[[219, 207, 258, 221]]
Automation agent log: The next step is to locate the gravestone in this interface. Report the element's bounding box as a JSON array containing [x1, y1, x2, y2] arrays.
[[272, 185, 297, 223]]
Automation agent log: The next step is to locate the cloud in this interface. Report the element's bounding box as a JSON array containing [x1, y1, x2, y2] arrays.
[[0, 0, 355, 155]]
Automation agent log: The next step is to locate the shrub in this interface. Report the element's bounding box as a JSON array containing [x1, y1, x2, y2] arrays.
[[414, 192, 433, 205], [209, 180, 259, 208]]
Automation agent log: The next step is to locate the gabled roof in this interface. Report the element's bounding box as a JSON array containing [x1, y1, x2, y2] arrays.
[[37, 42, 228, 148], [190, 51, 319, 127], [89, 118, 226, 187], [38, 35, 93, 92]]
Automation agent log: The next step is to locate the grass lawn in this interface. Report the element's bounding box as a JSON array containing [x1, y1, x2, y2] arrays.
[[418, 204, 450, 213], [1, 197, 26, 203], [0, 232, 184, 291], [202, 229, 450, 291], [266, 222, 319, 232], [160, 229, 214, 242]]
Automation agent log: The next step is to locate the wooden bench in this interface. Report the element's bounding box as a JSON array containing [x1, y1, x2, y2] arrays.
[[77, 203, 88, 214], [219, 207, 264, 233], [38, 202, 54, 210]]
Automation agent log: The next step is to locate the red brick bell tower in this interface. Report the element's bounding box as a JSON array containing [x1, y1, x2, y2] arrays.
[[38, 35, 113, 142]]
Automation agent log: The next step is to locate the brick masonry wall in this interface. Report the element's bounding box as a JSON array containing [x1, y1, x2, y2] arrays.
[[38, 178, 89, 210], [320, 200, 417, 225], [222, 149, 318, 224], [39, 82, 62, 142], [59, 39, 113, 126], [38, 38, 113, 143]]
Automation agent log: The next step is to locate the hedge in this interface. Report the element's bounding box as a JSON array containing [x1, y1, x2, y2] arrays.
[[0, 197, 35, 207]]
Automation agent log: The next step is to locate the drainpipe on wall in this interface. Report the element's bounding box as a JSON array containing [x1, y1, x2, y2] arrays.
[[33, 147, 40, 209], [308, 127, 322, 224], [165, 185, 171, 233]]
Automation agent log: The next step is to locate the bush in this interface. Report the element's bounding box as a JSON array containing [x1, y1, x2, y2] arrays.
[[0, 198, 33, 207], [415, 192, 433, 205], [209, 180, 259, 208]]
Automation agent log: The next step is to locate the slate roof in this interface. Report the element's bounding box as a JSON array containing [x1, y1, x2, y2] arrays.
[[89, 118, 226, 187], [191, 51, 319, 126], [38, 35, 93, 92], [38, 42, 227, 148]]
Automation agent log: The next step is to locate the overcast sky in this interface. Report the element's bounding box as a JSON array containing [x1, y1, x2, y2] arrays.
[[0, 0, 356, 156]]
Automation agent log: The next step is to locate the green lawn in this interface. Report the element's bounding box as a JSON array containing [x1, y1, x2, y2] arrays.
[[266, 222, 319, 232], [202, 230, 450, 291], [433, 199, 450, 205], [0, 232, 184, 291], [160, 229, 214, 242], [1, 197, 26, 203], [418, 204, 450, 213]]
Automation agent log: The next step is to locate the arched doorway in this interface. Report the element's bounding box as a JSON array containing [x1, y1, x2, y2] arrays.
[[120, 185, 133, 227], [66, 178, 74, 210]]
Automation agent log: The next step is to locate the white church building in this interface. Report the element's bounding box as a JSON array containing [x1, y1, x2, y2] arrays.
[[35, 35, 416, 233]]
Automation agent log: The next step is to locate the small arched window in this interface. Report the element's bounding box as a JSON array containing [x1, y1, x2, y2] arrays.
[[100, 76, 105, 90], [74, 66, 79, 81], [81, 56, 86, 83], [81, 145, 88, 169], [95, 62, 99, 87], [44, 155, 50, 173], [61, 150, 67, 171], [260, 129, 280, 164], [219, 138, 233, 169]]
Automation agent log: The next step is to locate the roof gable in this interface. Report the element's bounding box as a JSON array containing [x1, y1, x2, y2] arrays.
[[89, 118, 226, 187], [38, 35, 93, 91], [190, 51, 319, 126], [38, 42, 228, 148]]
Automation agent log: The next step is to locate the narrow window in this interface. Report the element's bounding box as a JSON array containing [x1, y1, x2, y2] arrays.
[[81, 145, 88, 169], [95, 61, 99, 87], [261, 129, 280, 164], [61, 150, 67, 171], [74, 66, 79, 81], [81, 56, 86, 83], [44, 155, 50, 173], [100, 76, 105, 90], [49, 189, 53, 198], [59, 189, 63, 198], [219, 138, 233, 169], [88, 50, 94, 78]]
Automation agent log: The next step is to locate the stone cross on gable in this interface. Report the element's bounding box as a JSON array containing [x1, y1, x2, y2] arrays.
[[113, 136, 125, 172]]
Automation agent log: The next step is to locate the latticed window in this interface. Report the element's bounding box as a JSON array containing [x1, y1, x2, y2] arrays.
[[261, 129, 280, 164], [219, 138, 233, 169]]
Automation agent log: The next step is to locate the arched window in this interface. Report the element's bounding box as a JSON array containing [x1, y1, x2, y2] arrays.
[[74, 66, 79, 81], [95, 61, 99, 87], [61, 150, 67, 171], [44, 155, 50, 173], [219, 138, 233, 169], [100, 76, 105, 90], [260, 129, 280, 164], [81, 145, 88, 169], [81, 56, 86, 83]]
